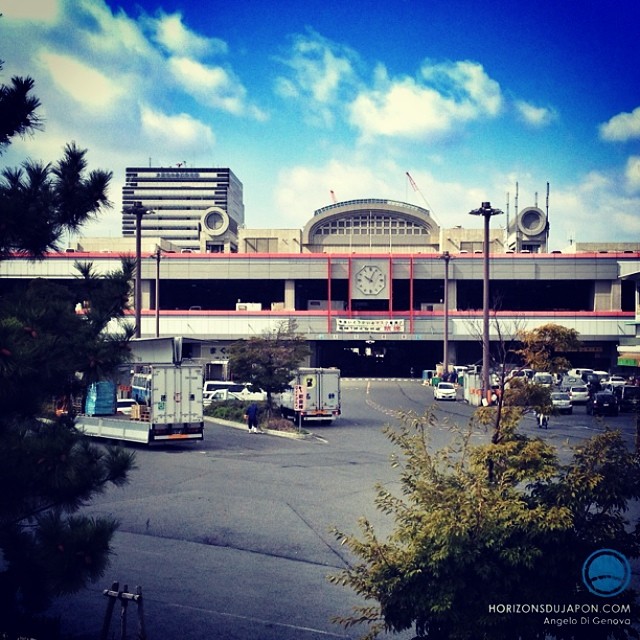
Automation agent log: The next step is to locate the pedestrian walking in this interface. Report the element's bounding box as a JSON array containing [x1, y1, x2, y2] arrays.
[[245, 402, 260, 433], [537, 412, 549, 429]]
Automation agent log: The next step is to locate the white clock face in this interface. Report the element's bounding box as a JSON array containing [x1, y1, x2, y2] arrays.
[[356, 265, 386, 295]]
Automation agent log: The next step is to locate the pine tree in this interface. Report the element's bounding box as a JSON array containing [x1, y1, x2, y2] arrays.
[[0, 60, 135, 636]]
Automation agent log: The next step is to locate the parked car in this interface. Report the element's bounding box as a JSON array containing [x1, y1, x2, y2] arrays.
[[586, 391, 619, 416], [613, 385, 640, 413], [606, 375, 627, 388], [507, 368, 534, 382], [550, 391, 572, 415], [567, 368, 594, 380], [559, 375, 580, 390], [532, 372, 554, 387], [569, 385, 590, 404], [204, 383, 267, 404], [434, 381, 457, 401]]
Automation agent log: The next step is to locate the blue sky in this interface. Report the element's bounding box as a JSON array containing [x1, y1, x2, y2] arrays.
[[2, 0, 639, 249]]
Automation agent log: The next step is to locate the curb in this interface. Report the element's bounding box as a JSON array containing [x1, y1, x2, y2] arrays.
[[204, 416, 312, 440]]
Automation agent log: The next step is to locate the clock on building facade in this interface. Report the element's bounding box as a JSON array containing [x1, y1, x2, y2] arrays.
[[355, 264, 387, 296]]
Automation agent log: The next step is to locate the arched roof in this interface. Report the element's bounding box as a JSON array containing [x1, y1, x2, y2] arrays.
[[301, 199, 439, 247]]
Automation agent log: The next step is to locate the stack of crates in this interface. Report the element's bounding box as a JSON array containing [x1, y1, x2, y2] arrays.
[[84, 381, 117, 416]]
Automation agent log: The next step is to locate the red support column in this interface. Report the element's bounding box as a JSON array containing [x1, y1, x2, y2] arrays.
[[347, 255, 352, 317], [388, 256, 393, 315], [409, 255, 414, 334], [327, 254, 332, 333]]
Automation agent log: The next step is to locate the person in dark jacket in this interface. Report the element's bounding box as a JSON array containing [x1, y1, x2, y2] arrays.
[[245, 403, 260, 433]]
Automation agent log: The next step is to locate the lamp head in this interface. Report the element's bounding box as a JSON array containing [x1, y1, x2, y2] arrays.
[[468, 201, 504, 217]]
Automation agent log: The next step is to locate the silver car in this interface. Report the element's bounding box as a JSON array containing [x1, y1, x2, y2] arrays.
[[569, 385, 590, 404], [551, 391, 572, 414]]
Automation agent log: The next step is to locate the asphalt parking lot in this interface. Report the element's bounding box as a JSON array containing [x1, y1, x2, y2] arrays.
[[47, 379, 639, 640]]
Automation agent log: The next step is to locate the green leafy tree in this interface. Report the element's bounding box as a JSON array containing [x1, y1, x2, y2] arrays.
[[330, 409, 640, 640], [513, 324, 581, 375], [0, 61, 135, 635], [227, 321, 310, 413], [480, 322, 581, 443]]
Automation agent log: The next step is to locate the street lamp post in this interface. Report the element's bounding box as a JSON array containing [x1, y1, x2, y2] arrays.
[[126, 201, 148, 339], [154, 245, 162, 338], [468, 201, 503, 404], [440, 251, 451, 377]]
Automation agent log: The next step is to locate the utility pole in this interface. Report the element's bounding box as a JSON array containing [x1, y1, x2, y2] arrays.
[[125, 201, 149, 339], [154, 245, 162, 338], [468, 202, 503, 404], [440, 251, 451, 376]]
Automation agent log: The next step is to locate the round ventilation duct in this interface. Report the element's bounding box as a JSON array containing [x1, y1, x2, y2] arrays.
[[517, 207, 547, 237], [201, 207, 231, 236]]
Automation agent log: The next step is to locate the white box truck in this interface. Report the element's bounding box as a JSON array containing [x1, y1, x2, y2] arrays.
[[278, 367, 341, 424], [76, 364, 204, 444]]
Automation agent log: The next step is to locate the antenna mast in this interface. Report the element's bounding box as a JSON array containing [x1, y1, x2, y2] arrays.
[[505, 191, 510, 238], [515, 181, 519, 252]]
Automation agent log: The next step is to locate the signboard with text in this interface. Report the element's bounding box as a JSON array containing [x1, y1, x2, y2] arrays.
[[335, 318, 405, 333], [294, 384, 306, 411]]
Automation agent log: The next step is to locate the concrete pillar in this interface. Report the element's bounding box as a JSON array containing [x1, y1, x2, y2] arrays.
[[610, 279, 622, 310], [284, 279, 296, 310], [447, 279, 458, 310], [593, 280, 620, 311]]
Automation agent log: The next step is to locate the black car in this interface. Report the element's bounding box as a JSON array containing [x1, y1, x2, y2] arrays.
[[613, 385, 640, 413], [586, 391, 619, 416]]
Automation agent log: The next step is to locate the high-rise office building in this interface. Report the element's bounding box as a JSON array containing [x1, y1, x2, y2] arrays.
[[122, 166, 244, 251]]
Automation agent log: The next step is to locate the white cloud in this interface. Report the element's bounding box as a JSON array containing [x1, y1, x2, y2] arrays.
[[599, 106, 640, 142], [420, 60, 502, 117], [150, 11, 227, 58], [514, 100, 556, 127], [548, 171, 640, 246], [349, 78, 458, 139], [39, 51, 125, 111], [625, 156, 640, 191], [349, 60, 503, 141], [275, 159, 394, 225], [168, 56, 265, 118], [270, 150, 640, 248], [273, 156, 487, 229], [77, 0, 157, 61], [275, 29, 359, 126], [2, 0, 59, 22], [140, 106, 216, 149]]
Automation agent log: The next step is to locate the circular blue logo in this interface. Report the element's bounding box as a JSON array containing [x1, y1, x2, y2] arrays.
[[582, 549, 631, 597]]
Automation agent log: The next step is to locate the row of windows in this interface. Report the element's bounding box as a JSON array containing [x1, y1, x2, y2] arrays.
[[315, 216, 430, 236], [123, 226, 198, 233], [122, 180, 229, 193], [122, 197, 222, 205], [123, 188, 227, 194]]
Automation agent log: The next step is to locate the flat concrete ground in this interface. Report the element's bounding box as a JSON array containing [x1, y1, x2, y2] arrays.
[[47, 379, 640, 639]]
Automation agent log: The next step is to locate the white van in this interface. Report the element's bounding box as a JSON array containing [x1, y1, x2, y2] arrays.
[[532, 372, 553, 387], [203, 380, 235, 394], [567, 368, 594, 380]]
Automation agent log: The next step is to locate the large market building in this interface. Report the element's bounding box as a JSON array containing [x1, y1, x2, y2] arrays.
[[2, 190, 639, 378]]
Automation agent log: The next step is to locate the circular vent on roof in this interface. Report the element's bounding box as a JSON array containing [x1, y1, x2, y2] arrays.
[[201, 207, 230, 236], [517, 207, 547, 237]]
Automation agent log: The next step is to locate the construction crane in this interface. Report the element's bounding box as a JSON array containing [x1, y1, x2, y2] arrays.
[[406, 172, 440, 225]]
